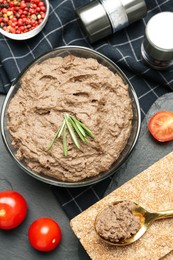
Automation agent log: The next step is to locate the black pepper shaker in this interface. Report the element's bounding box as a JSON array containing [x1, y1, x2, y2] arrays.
[[76, 0, 147, 43], [141, 12, 173, 70]]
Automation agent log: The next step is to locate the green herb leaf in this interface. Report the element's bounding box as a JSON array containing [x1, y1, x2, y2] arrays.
[[57, 119, 66, 138], [78, 121, 95, 138], [47, 113, 94, 156], [63, 125, 68, 156], [64, 114, 80, 149], [69, 117, 87, 143], [46, 127, 61, 151], [70, 116, 86, 137]]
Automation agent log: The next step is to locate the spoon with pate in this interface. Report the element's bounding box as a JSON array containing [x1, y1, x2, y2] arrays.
[[94, 200, 173, 246]]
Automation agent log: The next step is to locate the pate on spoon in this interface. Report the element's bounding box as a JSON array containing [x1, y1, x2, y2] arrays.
[[94, 200, 173, 246]]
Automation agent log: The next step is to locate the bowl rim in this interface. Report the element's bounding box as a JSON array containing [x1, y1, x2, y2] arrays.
[[0, 0, 50, 40], [1, 45, 141, 187]]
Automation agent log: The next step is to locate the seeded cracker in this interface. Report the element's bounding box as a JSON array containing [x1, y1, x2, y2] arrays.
[[70, 152, 173, 260]]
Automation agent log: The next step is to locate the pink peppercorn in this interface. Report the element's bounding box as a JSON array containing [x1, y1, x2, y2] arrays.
[[0, 0, 46, 34]]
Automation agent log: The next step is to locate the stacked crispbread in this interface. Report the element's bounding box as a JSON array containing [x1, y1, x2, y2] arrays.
[[70, 152, 173, 260]]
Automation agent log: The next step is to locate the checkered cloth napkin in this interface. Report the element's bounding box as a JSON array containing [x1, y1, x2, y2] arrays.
[[0, 0, 173, 219]]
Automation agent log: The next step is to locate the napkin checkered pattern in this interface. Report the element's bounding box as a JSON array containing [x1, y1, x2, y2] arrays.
[[0, 0, 173, 219]]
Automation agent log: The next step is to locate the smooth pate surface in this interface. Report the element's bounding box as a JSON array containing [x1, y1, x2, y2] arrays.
[[7, 55, 132, 182]]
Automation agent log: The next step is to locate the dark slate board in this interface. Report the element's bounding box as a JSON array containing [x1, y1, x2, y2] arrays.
[[0, 95, 89, 260], [105, 93, 173, 195]]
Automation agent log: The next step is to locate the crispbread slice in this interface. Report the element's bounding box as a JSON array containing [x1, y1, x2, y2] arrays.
[[160, 251, 173, 259], [70, 152, 173, 260]]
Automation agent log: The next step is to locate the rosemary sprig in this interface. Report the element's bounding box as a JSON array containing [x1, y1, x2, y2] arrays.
[[77, 121, 95, 138], [69, 117, 88, 143], [46, 120, 65, 151], [47, 113, 94, 156], [58, 119, 66, 138], [64, 114, 80, 149], [63, 125, 68, 156], [71, 116, 86, 137], [46, 127, 60, 151]]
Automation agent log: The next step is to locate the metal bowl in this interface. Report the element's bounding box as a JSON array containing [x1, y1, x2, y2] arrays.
[[0, 0, 49, 40], [1, 46, 141, 187]]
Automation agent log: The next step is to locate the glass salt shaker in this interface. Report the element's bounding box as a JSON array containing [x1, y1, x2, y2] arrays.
[[141, 12, 173, 70], [76, 0, 147, 43]]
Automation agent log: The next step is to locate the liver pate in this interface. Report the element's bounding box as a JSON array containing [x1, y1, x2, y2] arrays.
[[7, 55, 133, 182], [95, 201, 141, 243]]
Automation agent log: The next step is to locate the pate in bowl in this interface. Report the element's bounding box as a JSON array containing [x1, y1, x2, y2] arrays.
[[1, 46, 141, 187]]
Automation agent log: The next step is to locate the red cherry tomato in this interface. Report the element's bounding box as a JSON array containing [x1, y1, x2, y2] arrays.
[[28, 217, 62, 252], [0, 190, 27, 230], [148, 110, 173, 142]]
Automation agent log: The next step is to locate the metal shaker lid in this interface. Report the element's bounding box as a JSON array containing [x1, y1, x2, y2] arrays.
[[121, 0, 147, 24], [143, 12, 173, 61], [76, 0, 112, 43]]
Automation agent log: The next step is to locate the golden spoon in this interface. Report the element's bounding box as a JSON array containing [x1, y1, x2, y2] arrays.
[[94, 201, 173, 246]]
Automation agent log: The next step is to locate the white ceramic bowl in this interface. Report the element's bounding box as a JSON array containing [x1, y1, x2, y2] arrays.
[[0, 0, 49, 40]]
